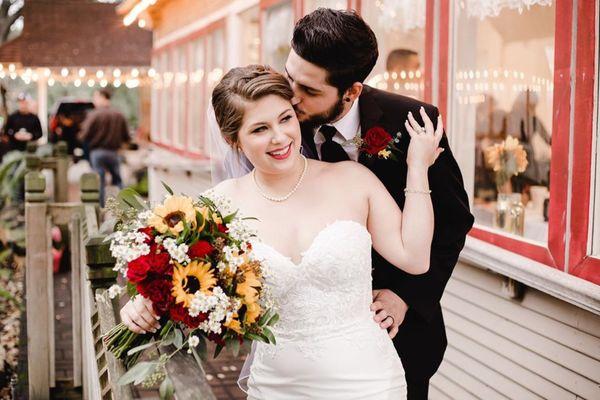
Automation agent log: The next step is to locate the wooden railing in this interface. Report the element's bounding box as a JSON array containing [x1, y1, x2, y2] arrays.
[[24, 147, 216, 399]]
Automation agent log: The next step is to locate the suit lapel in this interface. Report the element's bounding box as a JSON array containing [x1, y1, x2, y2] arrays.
[[358, 86, 384, 166]]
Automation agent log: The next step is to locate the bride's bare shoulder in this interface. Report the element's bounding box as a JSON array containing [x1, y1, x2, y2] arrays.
[[210, 176, 246, 197], [315, 159, 375, 181]]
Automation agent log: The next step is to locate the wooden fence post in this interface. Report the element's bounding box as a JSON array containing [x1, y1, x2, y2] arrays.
[[85, 233, 133, 400], [54, 141, 69, 203], [24, 171, 52, 399]]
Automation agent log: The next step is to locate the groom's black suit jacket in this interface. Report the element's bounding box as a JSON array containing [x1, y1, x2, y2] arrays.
[[301, 85, 474, 382]]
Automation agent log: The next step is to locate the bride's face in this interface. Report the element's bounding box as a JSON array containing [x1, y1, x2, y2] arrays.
[[237, 94, 302, 175]]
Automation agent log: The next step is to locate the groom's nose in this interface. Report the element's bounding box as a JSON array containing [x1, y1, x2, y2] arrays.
[[291, 96, 301, 106]]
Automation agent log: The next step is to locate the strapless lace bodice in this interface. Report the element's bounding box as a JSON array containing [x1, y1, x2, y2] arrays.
[[244, 220, 406, 399], [252, 220, 374, 341]]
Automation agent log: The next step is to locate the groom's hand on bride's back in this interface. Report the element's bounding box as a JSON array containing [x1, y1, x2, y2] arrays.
[[371, 289, 408, 339], [120, 295, 161, 334]]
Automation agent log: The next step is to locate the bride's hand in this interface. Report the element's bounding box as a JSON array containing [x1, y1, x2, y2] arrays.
[[404, 107, 445, 169], [119, 295, 161, 334]]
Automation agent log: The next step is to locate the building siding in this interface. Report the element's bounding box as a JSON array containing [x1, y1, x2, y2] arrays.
[[431, 262, 600, 400]]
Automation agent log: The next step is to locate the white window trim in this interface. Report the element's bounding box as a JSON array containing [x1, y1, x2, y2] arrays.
[[461, 237, 600, 315]]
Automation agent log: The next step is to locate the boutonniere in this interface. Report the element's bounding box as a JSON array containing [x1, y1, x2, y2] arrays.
[[353, 126, 402, 161]]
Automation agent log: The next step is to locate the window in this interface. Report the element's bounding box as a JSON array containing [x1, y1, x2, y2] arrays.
[[304, 0, 347, 13], [362, 0, 426, 100], [173, 46, 187, 147], [203, 27, 226, 151], [593, 94, 600, 256], [239, 6, 260, 65], [189, 38, 205, 151], [159, 51, 171, 144], [262, 1, 294, 72], [450, 1, 555, 243]]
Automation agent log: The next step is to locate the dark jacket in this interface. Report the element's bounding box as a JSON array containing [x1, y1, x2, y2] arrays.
[[302, 85, 474, 381], [3, 111, 43, 151], [79, 106, 130, 151]]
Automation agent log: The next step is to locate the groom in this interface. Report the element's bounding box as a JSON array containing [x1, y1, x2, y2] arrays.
[[285, 9, 474, 399]]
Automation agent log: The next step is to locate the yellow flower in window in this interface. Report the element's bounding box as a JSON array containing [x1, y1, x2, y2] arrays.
[[148, 195, 197, 235], [171, 261, 217, 308]]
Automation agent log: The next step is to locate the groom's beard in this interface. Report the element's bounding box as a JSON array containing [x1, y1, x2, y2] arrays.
[[297, 95, 345, 132]]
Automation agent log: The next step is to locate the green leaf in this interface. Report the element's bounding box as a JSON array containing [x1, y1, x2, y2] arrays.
[[173, 328, 183, 349], [117, 361, 157, 386], [226, 337, 240, 358], [117, 188, 147, 211], [126, 282, 138, 298], [161, 181, 174, 196], [262, 327, 276, 345], [126, 341, 156, 356], [267, 313, 280, 327], [190, 345, 205, 369], [245, 332, 268, 343], [258, 309, 274, 326], [159, 376, 175, 400], [213, 344, 224, 358]]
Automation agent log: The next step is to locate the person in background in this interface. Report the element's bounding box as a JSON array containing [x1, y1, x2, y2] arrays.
[[386, 49, 422, 98], [79, 89, 130, 206], [2, 92, 43, 152]]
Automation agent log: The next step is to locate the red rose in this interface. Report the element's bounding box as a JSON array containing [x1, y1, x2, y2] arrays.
[[362, 126, 393, 155], [169, 303, 208, 328], [127, 256, 151, 283], [217, 224, 228, 233], [138, 278, 173, 316], [188, 240, 214, 259], [126, 252, 172, 283]]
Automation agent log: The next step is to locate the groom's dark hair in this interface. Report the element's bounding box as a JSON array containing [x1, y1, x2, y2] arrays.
[[291, 8, 378, 94]]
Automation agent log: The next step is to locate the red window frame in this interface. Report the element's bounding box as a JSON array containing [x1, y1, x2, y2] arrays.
[[151, 19, 226, 160], [435, 0, 598, 285]]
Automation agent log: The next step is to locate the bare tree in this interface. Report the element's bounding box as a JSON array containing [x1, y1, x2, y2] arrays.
[[0, 0, 23, 46]]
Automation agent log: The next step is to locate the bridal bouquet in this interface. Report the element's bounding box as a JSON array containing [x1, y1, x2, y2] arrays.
[[102, 185, 277, 395]]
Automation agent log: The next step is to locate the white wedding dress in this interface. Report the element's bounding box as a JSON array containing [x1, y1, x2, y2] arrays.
[[241, 220, 407, 399]]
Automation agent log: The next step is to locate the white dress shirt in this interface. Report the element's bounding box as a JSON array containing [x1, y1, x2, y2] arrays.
[[314, 99, 361, 161]]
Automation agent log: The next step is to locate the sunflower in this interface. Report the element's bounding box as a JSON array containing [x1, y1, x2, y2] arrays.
[[244, 302, 261, 324], [171, 261, 217, 308], [236, 264, 262, 304], [148, 195, 197, 235], [224, 314, 242, 334]]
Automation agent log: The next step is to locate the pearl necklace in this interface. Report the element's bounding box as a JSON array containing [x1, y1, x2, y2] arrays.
[[252, 155, 308, 202]]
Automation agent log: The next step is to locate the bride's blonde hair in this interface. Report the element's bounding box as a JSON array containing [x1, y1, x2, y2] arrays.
[[211, 65, 294, 146]]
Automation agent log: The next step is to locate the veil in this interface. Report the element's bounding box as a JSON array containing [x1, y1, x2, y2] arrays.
[[207, 103, 253, 185], [206, 103, 255, 392]]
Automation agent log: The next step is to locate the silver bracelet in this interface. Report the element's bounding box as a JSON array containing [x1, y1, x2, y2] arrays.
[[404, 188, 432, 195]]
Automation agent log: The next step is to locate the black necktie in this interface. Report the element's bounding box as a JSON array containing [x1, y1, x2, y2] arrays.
[[319, 125, 350, 162]]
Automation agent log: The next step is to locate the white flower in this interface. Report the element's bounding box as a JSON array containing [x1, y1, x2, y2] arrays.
[[163, 238, 191, 265], [107, 284, 124, 299], [188, 335, 200, 348]]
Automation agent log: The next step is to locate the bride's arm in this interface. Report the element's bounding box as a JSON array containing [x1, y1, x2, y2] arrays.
[[363, 109, 444, 275]]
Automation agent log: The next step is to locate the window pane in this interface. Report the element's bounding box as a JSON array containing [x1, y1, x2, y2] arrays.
[[189, 39, 205, 151], [363, 0, 426, 100], [304, 0, 347, 13], [204, 28, 226, 151], [239, 6, 260, 65], [451, 1, 555, 242], [262, 1, 293, 72], [160, 52, 170, 144], [174, 47, 187, 146]]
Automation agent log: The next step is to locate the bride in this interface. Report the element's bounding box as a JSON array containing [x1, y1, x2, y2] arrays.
[[120, 65, 444, 399]]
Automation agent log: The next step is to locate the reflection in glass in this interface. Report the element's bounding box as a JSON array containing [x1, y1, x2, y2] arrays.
[[239, 6, 260, 65], [304, 0, 347, 13], [362, 0, 425, 99], [262, 1, 293, 72], [451, 1, 555, 242], [189, 39, 205, 151]]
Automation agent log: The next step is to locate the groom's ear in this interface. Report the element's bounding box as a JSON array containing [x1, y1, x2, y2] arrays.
[[343, 82, 363, 103]]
